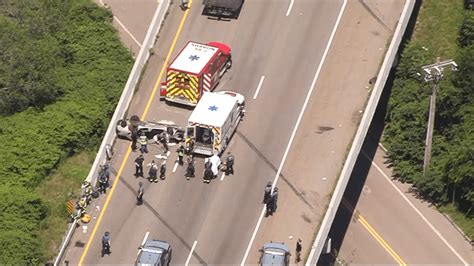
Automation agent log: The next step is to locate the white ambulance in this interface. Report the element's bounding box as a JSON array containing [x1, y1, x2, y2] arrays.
[[186, 91, 245, 156]]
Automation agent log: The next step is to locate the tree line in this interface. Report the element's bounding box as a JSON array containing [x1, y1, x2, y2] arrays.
[[0, 0, 132, 263], [384, 11, 473, 220]]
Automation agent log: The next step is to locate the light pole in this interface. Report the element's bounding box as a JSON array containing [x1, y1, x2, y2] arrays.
[[420, 58, 457, 174]]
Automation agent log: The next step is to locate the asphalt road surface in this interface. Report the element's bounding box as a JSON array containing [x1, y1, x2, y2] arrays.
[[324, 82, 474, 266], [334, 139, 473, 265], [67, 0, 345, 264], [95, 0, 158, 56], [62, 0, 411, 265]]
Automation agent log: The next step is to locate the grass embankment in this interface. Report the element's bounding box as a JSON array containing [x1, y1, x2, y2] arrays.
[[37, 151, 94, 260]]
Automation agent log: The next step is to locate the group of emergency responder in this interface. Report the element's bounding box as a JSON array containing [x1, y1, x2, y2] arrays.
[[88, 118, 282, 258]]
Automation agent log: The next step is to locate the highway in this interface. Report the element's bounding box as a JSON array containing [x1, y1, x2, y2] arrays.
[[62, 0, 411, 264], [327, 94, 474, 265]]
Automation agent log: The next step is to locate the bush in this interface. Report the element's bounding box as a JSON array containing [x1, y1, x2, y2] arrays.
[[0, 0, 133, 262], [385, 2, 473, 216]]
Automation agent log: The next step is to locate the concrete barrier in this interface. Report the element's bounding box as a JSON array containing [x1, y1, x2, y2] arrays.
[[306, 0, 415, 264], [85, 0, 170, 186], [53, 1, 171, 265]]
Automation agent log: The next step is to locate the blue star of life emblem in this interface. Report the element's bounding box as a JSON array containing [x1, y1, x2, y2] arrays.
[[208, 105, 218, 111], [189, 55, 200, 61]]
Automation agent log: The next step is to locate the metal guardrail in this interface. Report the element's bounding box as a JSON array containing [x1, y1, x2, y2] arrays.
[[306, 0, 416, 264], [53, 1, 171, 265]]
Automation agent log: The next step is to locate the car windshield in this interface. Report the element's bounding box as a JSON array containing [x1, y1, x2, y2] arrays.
[[264, 249, 285, 256]]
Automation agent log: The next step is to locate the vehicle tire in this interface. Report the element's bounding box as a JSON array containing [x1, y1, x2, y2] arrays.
[[168, 249, 172, 266], [225, 59, 232, 70], [119, 120, 127, 128]]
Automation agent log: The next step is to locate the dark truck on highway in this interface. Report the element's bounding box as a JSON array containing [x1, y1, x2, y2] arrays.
[[202, 0, 244, 19]]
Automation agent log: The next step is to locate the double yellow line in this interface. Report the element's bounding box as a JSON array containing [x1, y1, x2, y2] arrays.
[[78, 1, 193, 264], [342, 199, 406, 266]]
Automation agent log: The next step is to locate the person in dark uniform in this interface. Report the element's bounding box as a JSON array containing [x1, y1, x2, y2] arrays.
[[185, 157, 195, 180], [262, 181, 272, 204], [225, 152, 235, 175], [101, 231, 111, 257], [135, 154, 144, 177], [160, 160, 167, 180], [137, 182, 144, 205], [295, 238, 302, 262], [203, 160, 213, 184], [148, 160, 158, 183], [98, 170, 108, 194], [265, 187, 278, 217], [131, 128, 138, 152]]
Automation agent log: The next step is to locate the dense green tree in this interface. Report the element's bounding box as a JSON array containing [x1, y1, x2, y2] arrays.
[[458, 11, 474, 47], [385, 10, 474, 217], [0, 0, 133, 262]]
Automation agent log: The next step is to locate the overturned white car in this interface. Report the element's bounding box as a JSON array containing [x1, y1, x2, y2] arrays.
[[116, 116, 184, 143]]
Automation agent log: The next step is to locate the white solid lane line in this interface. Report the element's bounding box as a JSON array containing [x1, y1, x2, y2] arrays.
[[363, 151, 469, 266], [137, 231, 150, 255], [286, 0, 295, 16], [220, 172, 226, 181], [185, 240, 198, 266], [172, 160, 179, 173], [253, 76, 265, 100], [240, 1, 348, 265], [98, 0, 143, 48]]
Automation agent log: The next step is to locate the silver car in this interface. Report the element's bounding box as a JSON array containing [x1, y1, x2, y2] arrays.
[[136, 239, 172, 266], [259, 242, 291, 266]]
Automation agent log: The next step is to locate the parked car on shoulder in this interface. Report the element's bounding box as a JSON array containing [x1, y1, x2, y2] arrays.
[[116, 118, 184, 143], [259, 241, 290, 266], [135, 239, 172, 266]]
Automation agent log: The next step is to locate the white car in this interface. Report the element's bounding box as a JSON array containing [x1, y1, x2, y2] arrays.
[[116, 118, 184, 142]]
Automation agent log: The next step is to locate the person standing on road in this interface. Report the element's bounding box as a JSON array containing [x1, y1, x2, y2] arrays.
[[101, 231, 111, 257], [265, 187, 278, 217], [185, 157, 195, 180], [148, 160, 158, 183], [185, 137, 195, 155], [224, 152, 234, 175], [131, 128, 138, 152], [139, 132, 148, 153], [203, 159, 213, 184], [177, 145, 185, 165], [135, 154, 144, 177], [98, 170, 108, 194], [137, 182, 144, 205], [262, 181, 272, 204], [160, 160, 167, 180], [295, 238, 302, 263]]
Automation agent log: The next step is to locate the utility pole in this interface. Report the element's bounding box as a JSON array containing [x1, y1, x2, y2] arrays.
[[420, 58, 457, 174]]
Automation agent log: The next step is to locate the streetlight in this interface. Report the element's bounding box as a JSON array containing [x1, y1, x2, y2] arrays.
[[420, 58, 457, 173]]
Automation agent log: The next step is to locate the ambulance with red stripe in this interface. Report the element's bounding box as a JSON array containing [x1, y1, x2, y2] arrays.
[[160, 41, 232, 106]]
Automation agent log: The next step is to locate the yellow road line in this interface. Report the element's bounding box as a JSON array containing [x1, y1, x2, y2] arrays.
[[78, 1, 193, 264], [342, 199, 407, 266]]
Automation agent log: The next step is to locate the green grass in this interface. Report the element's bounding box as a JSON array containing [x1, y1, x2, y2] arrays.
[[412, 0, 465, 58], [36, 151, 95, 261], [439, 204, 474, 240]]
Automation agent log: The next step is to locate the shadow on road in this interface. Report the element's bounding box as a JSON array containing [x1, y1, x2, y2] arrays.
[[317, 1, 422, 264]]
